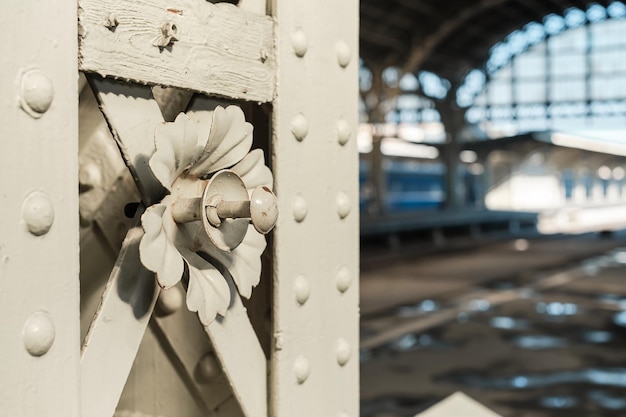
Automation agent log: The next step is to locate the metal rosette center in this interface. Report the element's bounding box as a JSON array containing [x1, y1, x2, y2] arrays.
[[202, 169, 249, 252]]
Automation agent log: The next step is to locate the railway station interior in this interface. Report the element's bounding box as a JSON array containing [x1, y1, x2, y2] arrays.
[[358, 1, 626, 416], [60, 1, 626, 416]]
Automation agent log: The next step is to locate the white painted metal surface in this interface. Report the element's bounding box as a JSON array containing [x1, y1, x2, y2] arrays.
[[3, 1, 360, 416], [0, 1, 80, 416], [270, 1, 360, 416], [81, 220, 159, 417], [91, 82, 268, 416], [414, 392, 502, 417]]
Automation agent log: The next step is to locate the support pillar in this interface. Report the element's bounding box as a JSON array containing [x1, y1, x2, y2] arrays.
[[271, 1, 359, 416], [370, 132, 387, 215], [436, 86, 467, 210], [0, 2, 80, 415]]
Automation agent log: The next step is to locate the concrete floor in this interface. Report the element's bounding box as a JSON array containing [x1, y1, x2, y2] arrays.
[[360, 234, 626, 417]]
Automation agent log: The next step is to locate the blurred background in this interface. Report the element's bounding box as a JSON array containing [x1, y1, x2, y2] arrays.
[[357, 1, 626, 416]]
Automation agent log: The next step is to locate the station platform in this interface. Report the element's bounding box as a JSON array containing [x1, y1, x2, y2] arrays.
[[360, 233, 626, 417]]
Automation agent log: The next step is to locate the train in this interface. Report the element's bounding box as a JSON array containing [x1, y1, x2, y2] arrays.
[[359, 157, 448, 214]]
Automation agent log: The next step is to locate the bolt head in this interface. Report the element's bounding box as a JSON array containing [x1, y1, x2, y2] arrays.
[[292, 195, 308, 222], [336, 41, 351, 68], [336, 338, 351, 366], [294, 356, 310, 384], [294, 274, 311, 305], [156, 286, 183, 316], [22, 191, 54, 236], [291, 29, 308, 57], [337, 119, 352, 146], [250, 186, 278, 234], [196, 353, 222, 383], [336, 191, 351, 219], [23, 311, 55, 356], [79, 163, 103, 192], [290, 113, 309, 141], [20, 69, 54, 117], [336, 266, 352, 293]]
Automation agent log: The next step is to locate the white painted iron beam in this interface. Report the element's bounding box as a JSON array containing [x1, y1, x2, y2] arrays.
[[0, 2, 81, 415]]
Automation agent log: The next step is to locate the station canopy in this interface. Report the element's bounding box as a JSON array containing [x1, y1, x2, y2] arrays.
[[359, 0, 613, 82]]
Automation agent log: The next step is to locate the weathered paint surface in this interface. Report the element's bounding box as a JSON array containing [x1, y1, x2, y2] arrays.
[[0, 1, 80, 416], [79, 0, 275, 102], [91, 81, 267, 416], [270, 0, 360, 416], [81, 220, 159, 417], [2, 0, 360, 415]]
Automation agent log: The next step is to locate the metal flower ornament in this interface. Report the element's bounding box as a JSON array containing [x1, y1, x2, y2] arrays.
[[139, 105, 278, 325]]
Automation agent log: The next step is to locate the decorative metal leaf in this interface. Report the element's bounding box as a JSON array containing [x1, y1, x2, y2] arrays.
[[160, 200, 233, 325], [187, 106, 253, 178], [198, 226, 266, 299], [140, 104, 273, 324], [186, 108, 213, 146], [231, 149, 273, 193], [184, 251, 231, 325], [150, 113, 202, 191], [139, 204, 184, 289]]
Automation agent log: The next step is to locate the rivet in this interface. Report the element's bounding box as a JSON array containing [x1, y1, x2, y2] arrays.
[[20, 69, 54, 118], [290, 113, 309, 141], [291, 29, 308, 57], [23, 311, 55, 356], [336, 338, 351, 366], [292, 195, 308, 222], [294, 274, 311, 305], [293, 355, 310, 384], [196, 353, 221, 383], [79, 163, 103, 193], [337, 119, 351, 146], [156, 286, 183, 316], [336, 266, 351, 293], [336, 191, 351, 219], [22, 191, 54, 236], [336, 40, 351, 67]]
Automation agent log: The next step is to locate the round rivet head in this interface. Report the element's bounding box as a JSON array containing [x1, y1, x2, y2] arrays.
[[291, 113, 309, 141], [337, 119, 351, 146], [23, 311, 55, 357], [22, 191, 54, 236], [336, 41, 351, 68], [337, 191, 351, 219], [336, 266, 352, 293], [336, 338, 351, 366], [79, 163, 103, 192], [156, 286, 183, 316], [291, 29, 308, 57], [294, 275, 311, 305], [250, 186, 279, 234], [293, 355, 310, 384], [292, 195, 308, 222], [196, 353, 221, 383], [20, 69, 54, 118]]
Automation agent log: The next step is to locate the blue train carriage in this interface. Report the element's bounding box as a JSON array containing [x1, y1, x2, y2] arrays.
[[359, 154, 447, 213]]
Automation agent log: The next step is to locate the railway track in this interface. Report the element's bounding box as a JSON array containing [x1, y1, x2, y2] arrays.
[[360, 233, 626, 417]]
